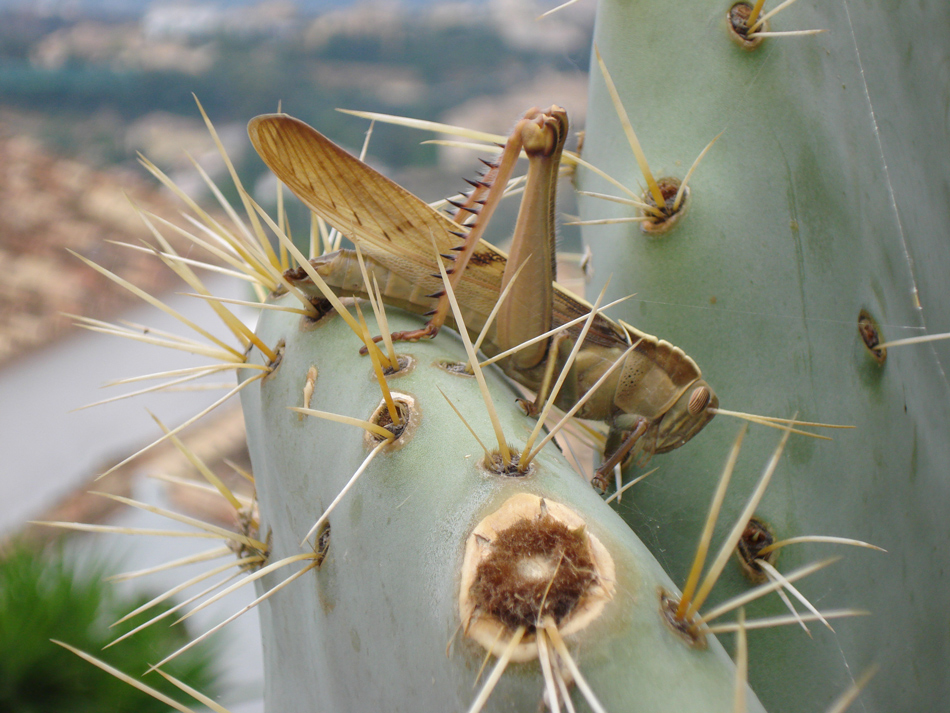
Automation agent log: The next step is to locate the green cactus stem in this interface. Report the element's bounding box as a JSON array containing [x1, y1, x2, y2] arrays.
[[239, 293, 767, 712], [579, 1, 950, 711]]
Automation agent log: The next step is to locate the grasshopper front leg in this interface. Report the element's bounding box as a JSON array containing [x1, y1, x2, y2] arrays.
[[591, 417, 650, 494]]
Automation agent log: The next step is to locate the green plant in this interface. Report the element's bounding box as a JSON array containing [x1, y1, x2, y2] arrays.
[[0, 542, 219, 713]]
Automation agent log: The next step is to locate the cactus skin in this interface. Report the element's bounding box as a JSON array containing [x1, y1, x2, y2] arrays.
[[580, 1, 950, 711], [239, 294, 767, 712]]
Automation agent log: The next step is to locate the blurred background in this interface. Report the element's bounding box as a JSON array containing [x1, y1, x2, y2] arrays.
[[0, 0, 593, 710]]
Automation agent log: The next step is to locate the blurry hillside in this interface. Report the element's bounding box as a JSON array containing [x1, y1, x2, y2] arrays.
[[0, 0, 592, 174], [0, 123, 208, 366], [0, 0, 592, 365]]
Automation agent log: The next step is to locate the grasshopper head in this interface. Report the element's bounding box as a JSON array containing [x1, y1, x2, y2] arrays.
[[651, 380, 718, 454], [608, 380, 718, 469]]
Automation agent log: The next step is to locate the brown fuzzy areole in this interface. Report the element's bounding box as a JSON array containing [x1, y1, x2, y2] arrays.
[[640, 177, 688, 235], [468, 515, 597, 632], [459, 494, 615, 662], [735, 516, 777, 584]]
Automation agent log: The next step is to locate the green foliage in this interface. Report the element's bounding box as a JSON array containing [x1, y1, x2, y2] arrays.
[[0, 542, 220, 713]]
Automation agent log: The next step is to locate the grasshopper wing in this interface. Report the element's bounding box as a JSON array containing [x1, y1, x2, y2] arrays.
[[248, 114, 507, 315]]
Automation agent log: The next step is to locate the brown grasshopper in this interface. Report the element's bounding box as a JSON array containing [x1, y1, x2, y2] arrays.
[[248, 107, 717, 484]]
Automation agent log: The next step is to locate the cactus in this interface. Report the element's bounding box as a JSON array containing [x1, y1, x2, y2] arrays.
[[577, 1, 950, 711], [240, 296, 768, 712]]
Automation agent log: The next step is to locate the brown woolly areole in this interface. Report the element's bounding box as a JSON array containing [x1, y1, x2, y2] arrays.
[[229, 506, 270, 565], [640, 177, 688, 235], [260, 339, 285, 381], [306, 522, 331, 568], [659, 589, 707, 649], [363, 392, 418, 451], [479, 450, 536, 478], [295, 298, 337, 331], [735, 516, 778, 584], [459, 493, 615, 663], [858, 309, 887, 365], [381, 354, 414, 377], [435, 359, 476, 377], [727, 2, 768, 49]]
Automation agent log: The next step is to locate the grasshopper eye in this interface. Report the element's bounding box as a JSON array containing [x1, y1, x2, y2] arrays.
[[687, 386, 711, 415]]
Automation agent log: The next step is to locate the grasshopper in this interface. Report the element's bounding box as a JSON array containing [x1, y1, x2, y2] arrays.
[[248, 107, 717, 484]]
